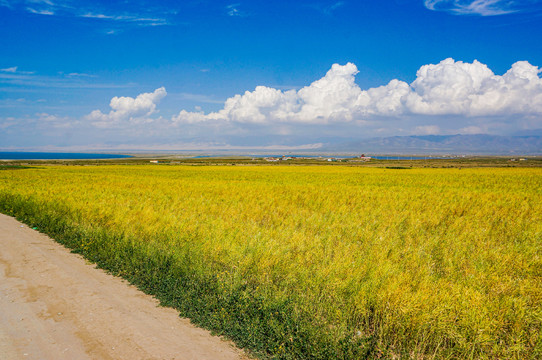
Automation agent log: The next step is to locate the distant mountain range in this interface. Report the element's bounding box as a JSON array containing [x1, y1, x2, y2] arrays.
[[324, 135, 542, 155]]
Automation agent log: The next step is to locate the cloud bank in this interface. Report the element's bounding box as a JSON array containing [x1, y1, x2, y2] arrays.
[[170, 58, 542, 125], [4, 59, 541, 150]]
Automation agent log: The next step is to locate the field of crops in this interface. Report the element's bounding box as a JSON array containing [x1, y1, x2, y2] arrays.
[[0, 164, 540, 359]]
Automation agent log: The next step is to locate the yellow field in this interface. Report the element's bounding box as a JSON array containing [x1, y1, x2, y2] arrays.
[[0, 165, 540, 359]]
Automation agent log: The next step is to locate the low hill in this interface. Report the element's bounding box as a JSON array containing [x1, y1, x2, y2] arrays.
[[326, 134, 542, 155]]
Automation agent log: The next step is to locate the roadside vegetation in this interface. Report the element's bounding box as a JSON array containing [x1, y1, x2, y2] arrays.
[[0, 164, 33, 170], [0, 164, 540, 359]]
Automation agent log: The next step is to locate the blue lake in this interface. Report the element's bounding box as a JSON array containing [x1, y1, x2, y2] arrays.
[[0, 152, 132, 160]]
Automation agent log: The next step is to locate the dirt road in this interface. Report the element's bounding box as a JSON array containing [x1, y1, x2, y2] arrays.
[[0, 213, 247, 360]]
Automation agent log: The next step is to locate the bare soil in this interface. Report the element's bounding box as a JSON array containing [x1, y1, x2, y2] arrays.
[[0, 213, 247, 360]]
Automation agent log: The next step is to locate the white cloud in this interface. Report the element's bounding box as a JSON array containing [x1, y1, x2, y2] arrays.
[[0, 117, 17, 130], [296, 62, 361, 122], [80, 13, 168, 26], [405, 59, 542, 116], [0, 66, 35, 75], [35, 112, 73, 128], [414, 125, 441, 135], [27, 7, 54, 15], [172, 109, 207, 124], [226, 3, 246, 17], [172, 59, 542, 128], [1, 66, 18, 73], [66, 72, 96, 78], [36, 112, 61, 121], [86, 87, 166, 128], [2, 1, 169, 27], [0, 111, 73, 133], [424, 0, 519, 16], [7, 57, 542, 149], [27, 0, 55, 5], [0, 70, 131, 89]]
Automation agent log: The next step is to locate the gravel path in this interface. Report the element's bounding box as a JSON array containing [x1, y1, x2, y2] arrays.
[[0, 213, 247, 360]]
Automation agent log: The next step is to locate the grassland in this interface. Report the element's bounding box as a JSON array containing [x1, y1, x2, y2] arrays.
[[0, 164, 540, 359], [3, 154, 542, 168]]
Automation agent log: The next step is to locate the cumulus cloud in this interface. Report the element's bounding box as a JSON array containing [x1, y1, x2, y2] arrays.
[[172, 58, 542, 127], [9, 59, 542, 149], [405, 59, 542, 116], [82, 59, 541, 138], [87, 87, 166, 128], [424, 0, 525, 16]]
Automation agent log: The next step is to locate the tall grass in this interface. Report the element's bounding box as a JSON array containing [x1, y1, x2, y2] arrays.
[[0, 165, 540, 359]]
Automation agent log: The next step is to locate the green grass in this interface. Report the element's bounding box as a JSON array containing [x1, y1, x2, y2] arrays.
[[0, 165, 33, 170]]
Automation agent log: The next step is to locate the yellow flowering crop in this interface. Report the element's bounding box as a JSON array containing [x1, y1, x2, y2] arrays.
[[0, 165, 540, 359]]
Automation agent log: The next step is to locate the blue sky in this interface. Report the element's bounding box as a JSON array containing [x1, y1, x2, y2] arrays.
[[1, 0, 542, 150]]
